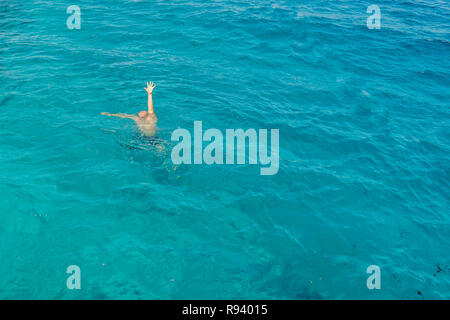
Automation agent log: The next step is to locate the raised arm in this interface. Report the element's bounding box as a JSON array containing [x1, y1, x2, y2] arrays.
[[144, 81, 156, 114], [101, 112, 138, 120]]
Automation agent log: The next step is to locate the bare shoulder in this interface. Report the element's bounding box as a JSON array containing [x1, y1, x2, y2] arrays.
[[147, 112, 157, 122]]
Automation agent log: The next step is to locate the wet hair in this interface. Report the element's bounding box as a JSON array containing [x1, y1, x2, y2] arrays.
[[138, 111, 149, 118]]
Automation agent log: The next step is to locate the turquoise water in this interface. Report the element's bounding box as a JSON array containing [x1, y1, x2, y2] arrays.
[[1, 0, 449, 299]]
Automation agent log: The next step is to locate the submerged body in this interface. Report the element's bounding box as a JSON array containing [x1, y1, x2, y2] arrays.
[[135, 112, 158, 136], [102, 81, 157, 137]]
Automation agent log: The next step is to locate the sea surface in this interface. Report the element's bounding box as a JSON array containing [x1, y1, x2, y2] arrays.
[[0, 0, 449, 299]]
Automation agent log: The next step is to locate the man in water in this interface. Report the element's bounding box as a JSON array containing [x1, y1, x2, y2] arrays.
[[101, 81, 157, 136]]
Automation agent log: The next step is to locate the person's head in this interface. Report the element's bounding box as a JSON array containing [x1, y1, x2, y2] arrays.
[[138, 111, 149, 118]]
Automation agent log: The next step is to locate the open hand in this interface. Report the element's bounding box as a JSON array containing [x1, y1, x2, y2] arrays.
[[144, 81, 156, 95]]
